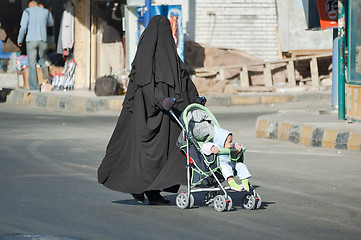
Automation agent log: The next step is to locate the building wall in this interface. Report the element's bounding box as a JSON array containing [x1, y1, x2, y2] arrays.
[[277, 0, 333, 52], [128, 0, 333, 62], [130, 0, 280, 61], [192, 0, 280, 61]]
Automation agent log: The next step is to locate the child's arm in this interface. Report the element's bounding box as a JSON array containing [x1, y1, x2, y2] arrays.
[[201, 142, 219, 155], [233, 143, 246, 153]]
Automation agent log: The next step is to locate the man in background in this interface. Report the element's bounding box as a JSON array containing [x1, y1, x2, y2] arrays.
[[17, 0, 54, 91], [101, 1, 124, 76]]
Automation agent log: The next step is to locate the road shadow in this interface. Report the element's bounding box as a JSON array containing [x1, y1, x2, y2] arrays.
[[112, 185, 275, 211]]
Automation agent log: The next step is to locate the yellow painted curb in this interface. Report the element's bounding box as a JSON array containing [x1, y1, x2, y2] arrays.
[[255, 119, 269, 138], [22, 92, 33, 105], [348, 133, 361, 151], [278, 122, 291, 141], [261, 95, 294, 104], [232, 96, 261, 105], [108, 98, 123, 112], [72, 98, 87, 112], [322, 129, 338, 149], [300, 126, 313, 146], [47, 96, 60, 109]]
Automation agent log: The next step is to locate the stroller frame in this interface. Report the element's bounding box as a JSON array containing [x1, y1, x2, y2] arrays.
[[170, 103, 261, 212]]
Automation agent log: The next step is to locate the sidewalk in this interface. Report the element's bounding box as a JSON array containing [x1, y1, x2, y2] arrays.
[[1, 72, 360, 152]]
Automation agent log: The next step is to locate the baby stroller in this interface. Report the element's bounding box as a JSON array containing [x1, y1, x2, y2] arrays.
[[170, 103, 262, 212]]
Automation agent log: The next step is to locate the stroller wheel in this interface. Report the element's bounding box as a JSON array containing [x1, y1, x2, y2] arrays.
[[176, 193, 194, 209], [226, 195, 233, 211], [213, 195, 227, 212], [204, 191, 218, 206], [255, 193, 262, 209], [242, 194, 256, 210], [189, 194, 195, 208]]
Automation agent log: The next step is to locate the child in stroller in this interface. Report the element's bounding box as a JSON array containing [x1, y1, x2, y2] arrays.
[[171, 103, 261, 211], [201, 126, 251, 192]]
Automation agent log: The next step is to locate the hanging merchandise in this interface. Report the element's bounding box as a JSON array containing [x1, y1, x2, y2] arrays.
[[57, 1, 74, 56], [52, 58, 76, 91]]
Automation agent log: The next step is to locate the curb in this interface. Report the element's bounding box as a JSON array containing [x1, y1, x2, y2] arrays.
[[5, 89, 124, 113], [4, 89, 331, 112], [256, 118, 361, 152]]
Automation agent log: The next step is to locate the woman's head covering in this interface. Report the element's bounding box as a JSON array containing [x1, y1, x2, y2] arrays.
[[130, 15, 184, 96]]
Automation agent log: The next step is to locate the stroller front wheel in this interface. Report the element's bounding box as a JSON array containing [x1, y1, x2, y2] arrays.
[[213, 195, 227, 212], [242, 194, 256, 210]]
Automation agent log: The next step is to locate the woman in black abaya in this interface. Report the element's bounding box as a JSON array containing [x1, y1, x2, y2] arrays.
[[97, 15, 206, 204]]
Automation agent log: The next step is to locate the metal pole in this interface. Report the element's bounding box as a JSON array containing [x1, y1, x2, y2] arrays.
[[332, 29, 338, 109], [338, 0, 346, 120], [144, 0, 151, 28]]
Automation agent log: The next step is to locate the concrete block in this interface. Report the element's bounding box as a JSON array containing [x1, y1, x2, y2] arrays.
[[59, 97, 68, 109], [5, 90, 17, 104], [335, 132, 349, 150], [95, 99, 109, 111], [261, 95, 294, 104], [46, 96, 60, 110], [322, 129, 338, 149], [311, 128, 324, 147], [278, 122, 291, 141], [71, 98, 87, 112], [35, 94, 48, 108], [255, 119, 269, 138], [232, 96, 261, 105], [289, 125, 301, 143], [22, 92, 33, 105], [86, 99, 96, 112], [300, 126, 313, 146], [267, 121, 278, 139], [107, 98, 123, 112], [347, 133, 361, 151]]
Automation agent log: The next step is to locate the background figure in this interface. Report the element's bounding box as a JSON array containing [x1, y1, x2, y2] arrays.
[[101, 2, 124, 76], [17, 0, 54, 91], [57, 0, 74, 57], [97, 15, 204, 205]]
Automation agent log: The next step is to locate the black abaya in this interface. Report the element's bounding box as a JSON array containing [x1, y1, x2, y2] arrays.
[[97, 15, 200, 194]]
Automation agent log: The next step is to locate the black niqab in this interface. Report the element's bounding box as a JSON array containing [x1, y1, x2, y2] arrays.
[[97, 15, 200, 194]]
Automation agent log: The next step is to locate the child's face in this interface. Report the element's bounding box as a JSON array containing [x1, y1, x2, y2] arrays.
[[224, 134, 233, 148]]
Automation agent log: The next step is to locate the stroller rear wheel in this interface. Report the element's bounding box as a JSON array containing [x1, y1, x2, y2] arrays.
[[176, 192, 194, 209]]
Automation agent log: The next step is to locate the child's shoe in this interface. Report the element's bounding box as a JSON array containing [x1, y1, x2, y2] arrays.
[[241, 178, 250, 192], [228, 178, 242, 191]]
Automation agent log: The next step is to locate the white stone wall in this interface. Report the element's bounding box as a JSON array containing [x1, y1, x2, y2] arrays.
[[192, 0, 280, 61]]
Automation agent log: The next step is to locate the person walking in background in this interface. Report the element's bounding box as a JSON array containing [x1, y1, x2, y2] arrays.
[[100, 1, 124, 76], [17, 0, 54, 91]]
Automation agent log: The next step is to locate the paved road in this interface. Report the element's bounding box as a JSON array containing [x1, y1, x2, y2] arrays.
[[0, 101, 360, 240]]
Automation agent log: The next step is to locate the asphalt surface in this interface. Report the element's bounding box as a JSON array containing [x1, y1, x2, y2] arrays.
[[1, 103, 361, 240]]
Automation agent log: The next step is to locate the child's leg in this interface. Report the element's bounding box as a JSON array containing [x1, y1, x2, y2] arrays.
[[220, 160, 242, 191], [235, 162, 251, 191]]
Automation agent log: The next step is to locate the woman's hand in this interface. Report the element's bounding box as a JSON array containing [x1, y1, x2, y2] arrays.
[[161, 97, 176, 111], [194, 96, 207, 106]]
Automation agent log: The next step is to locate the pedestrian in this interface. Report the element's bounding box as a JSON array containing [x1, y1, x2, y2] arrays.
[[100, 1, 124, 76], [17, 0, 54, 91], [97, 15, 206, 205]]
